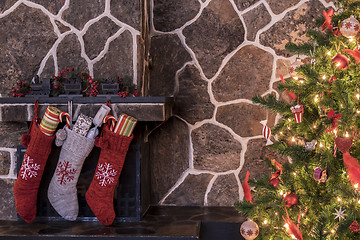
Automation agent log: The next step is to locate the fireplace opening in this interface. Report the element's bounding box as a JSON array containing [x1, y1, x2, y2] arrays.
[[17, 136, 143, 222]]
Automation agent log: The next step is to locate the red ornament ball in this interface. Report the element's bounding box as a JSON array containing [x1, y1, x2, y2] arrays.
[[332, 54, 349, 69], [284, 192, 298, 208]]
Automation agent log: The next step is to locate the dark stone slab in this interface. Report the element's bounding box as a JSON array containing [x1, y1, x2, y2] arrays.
[[0, 0, 17, 13], [84, 17, 120, 60], [149, 117, 189, 203], [164, 173, 213, 206], [207, 174, 239, 206], [153, 0, 200, 32], [0, 122, 27, 148], [0, 105, 29, 122], [62, 0, 105, 30], [40, 56, 55, 79], [266, 0, 301, 15], [183, 0, 245, 78], [29, 0, 66, 15], [149, 34, 191, 96], [242, 4, 271, 41], [55, 20, 71, 34], [0, 179, 16, 220], [212, 45, 273, 102], [93, 30, 133, 80], [239, 138, 288, 181], [174, 65, 214, 124], [233, 0, 260, 11], [192, 124, 242, 172], [0, 151, 10, 175], [260, 0, 324, 56], [216, 103, 269, 137], [0, 3, 57, 96], [57, 34, 88, 73], [110, 0, 141, 31]]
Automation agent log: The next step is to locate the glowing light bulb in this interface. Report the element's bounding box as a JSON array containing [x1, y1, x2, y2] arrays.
[[336, 62, 341, 67], [284, 223, 289, 228], [292, 136, 295, 142], [327, 51, 331, 55], [320, 143, 324, 148], [349, 36, 355, 42], [293, 172, 297, 176], [280, 132, 283, 135], [300, 80, 304, 84], [263, 220, 268, 225], [288, 118, 292, 122], [356, 93, 360, 100], [354, 183, 359, 189], [331, 229, 335, 234], [275, 212, 278, 216], [337, 197, 341, 202], [313, 125, 316, 129], [345, 132, 349, 138], [358, 199, 360, 204], [357, 110, 360, 114], [314, 95, 319, 103], [322, 75, 326, 80], [291, 235, 297, 239], [280, 190, 284, 196]]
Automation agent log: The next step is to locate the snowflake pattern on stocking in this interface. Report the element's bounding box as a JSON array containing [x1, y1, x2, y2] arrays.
[[20, 154, 40, 180], [56, 161, 77, 185], [95, 162, 117, 187]]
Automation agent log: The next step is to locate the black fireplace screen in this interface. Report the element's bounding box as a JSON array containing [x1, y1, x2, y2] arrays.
[[17, 144, 141, 222]]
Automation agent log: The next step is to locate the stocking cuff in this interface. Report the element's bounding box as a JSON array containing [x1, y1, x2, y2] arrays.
[[95, 127, 133, 154]]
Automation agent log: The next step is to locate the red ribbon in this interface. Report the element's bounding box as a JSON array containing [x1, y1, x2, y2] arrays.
[[325, 109, 342, 132], [322, 9, 334, 31]]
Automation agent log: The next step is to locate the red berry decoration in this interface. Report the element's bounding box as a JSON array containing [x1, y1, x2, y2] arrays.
[[12, 93, 16, 97], [284, 192, 298, 208]]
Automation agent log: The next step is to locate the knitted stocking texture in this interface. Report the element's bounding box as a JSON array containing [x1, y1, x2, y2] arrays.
[[13, 120, 55, 223], [48, 127, 95, 220], [85, 127, 133, 225]]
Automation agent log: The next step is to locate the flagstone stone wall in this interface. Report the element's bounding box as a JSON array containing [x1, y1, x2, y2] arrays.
[[148, 0, 335, 206], [0, 0, 335, 220]]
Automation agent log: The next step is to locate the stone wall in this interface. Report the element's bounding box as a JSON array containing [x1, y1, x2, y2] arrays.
[[148, 0, 334, 206], [0, 0, 142, 220]]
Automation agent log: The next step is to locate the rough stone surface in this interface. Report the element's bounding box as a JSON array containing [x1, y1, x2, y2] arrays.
[[243, 4, 271, 41], [174, 65, 214, 124], [0, 0, 17, 13], [239, 138, 289, 180], [233, 0, 260, 11], [216, 103, 271, 137], [149, 34, 191, 96], [0, 4, 57, 96], [266, 0, 301, 15], [276, 59, 291, 78], [55, 20, 71, 34], [149, 117, 189, 203], [192, 124, 242, 172], [40, 56, 55, 79], [153, 0, 200, 32], [164, 173, 213, 206], [62, 0, 105, 30], [260, 0, 324, 56], [207, 174, 239, 206], [0, 179, 16, 220], [57, 34, 88, 73], [110, 0, 140, 30], [0, 122, 28, 148], [29, 0, 65, 15], [93, 30, 133, 80], [183, 0, 245, 79], [212, 45, 273, 102], [0, 151, 10, 175], [84, 17, 120, 60]]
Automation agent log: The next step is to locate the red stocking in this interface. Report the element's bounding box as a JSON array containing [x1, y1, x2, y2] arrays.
[[85, 126, 133, 225], [13, 103, 55, 223]]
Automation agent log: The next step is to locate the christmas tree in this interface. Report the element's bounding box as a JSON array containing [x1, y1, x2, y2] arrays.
[[235, 1, 360, 239]]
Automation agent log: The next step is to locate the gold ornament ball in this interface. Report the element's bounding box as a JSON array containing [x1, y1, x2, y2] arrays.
[[340, 15, 360, 38], [240, 219, 259, 240]]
